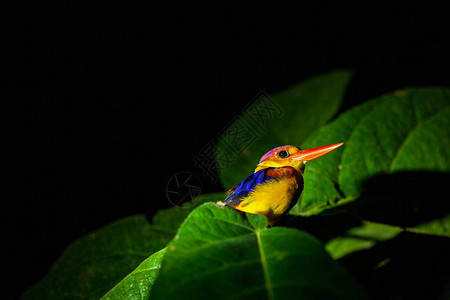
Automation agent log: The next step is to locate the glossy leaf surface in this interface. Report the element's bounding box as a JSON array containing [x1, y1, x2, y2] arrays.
[[300, 87, 450, 217], [151, 203, 366, 300]]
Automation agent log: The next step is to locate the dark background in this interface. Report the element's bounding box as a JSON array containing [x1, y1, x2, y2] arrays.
[[6, 2, 449, 298]]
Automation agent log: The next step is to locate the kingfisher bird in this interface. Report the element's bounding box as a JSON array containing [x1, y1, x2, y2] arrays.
[[221, 143, 343, 226]]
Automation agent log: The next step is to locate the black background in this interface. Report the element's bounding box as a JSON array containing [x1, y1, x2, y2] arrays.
[[6, 2, 450, 298]]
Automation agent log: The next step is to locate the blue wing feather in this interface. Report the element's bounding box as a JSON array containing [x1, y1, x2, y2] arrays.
[[224, 168, 276, 207]]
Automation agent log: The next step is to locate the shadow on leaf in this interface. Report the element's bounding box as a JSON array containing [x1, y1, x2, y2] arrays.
[[338, 231, 449, 300], [346, 171, 450, 228], [279, 212, 362, 243]]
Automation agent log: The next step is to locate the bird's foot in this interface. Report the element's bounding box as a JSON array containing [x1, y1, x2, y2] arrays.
[[215, 201, 226, 208]]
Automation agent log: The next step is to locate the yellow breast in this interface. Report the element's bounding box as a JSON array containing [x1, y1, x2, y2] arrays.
[[234, 174, 303, 225]]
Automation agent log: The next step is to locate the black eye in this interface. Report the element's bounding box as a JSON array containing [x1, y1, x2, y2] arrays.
[[278, 150, 290, 158]]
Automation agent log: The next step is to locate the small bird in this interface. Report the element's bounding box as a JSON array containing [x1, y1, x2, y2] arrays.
[[221, 143, 343, 226]]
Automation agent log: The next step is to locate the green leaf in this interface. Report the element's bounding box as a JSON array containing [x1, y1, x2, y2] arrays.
[[152, 192, 225, 231], [325, 221, 403, 260], [300, 87, 450, 214], [21, 215, 172, 300], [295, 100, 378, 213], [101, 248, 167, 300], [339, 88, 450, 197], [150, 203, 366, 300], [408, 213, 450, 237], [22, 193, 224, 300], [216, 70, 353, 190]]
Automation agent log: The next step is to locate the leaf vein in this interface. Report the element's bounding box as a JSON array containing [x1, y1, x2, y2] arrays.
[[389, 106, 450, 172], [256, 231, 274, 300]]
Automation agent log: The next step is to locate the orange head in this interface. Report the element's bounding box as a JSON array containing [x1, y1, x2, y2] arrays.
[[254, 143, 344, 173]]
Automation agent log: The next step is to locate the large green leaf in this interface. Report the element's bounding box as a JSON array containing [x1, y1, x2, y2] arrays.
[[150, 203, 366, 300], [216, 70, 353, 190], [299, 87, 450, 214], [294, 100, 378, 213], [21, 215, 172, 300], [22, 193, 224, 300], [339, 88, 450, 197], [101, 248, 167, 300]]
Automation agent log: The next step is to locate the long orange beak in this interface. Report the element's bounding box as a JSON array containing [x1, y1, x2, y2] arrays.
[[290, 143, 344, 162]]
